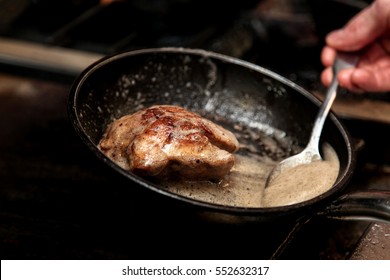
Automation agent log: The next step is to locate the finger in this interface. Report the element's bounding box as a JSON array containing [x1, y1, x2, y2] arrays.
[[337, 67, 390, 93], [321, 46, 337, 67], [321, 67, 363, 93], [337, 69, 364, 93], [320, 67, 333, 87], [326, 1, 389, 51], [351, 68, 390, 92]]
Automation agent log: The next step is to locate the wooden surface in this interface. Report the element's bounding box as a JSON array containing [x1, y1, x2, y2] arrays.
[[314, 90, 390, 125], [0, 38, 102, 76]]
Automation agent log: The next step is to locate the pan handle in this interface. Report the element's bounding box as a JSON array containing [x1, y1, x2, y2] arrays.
[[319, 190, 390, 223]]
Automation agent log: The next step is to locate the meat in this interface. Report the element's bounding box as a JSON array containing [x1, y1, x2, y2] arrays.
[[98, 105, 239, 180]]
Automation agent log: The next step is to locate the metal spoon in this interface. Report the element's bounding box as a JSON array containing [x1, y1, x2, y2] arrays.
[[266, 52, 359, 186]]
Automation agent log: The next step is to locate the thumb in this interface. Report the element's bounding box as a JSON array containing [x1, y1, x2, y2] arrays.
[[326, 1, 389, 51]]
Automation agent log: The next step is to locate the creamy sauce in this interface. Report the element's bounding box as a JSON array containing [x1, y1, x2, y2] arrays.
[[161, 153, 274, 207], [262, 143, 339, 207], [161, 143, 339, 208]]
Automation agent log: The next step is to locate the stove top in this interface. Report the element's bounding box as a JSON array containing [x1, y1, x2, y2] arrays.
[[1, 72, 390, 259]]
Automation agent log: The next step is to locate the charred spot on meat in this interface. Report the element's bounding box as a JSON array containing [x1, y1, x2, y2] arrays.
[[98, 105, 240, 180]]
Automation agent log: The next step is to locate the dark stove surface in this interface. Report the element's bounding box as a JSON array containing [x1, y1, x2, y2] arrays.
[[0, 73, 294, 260], [1, 0, 390, 260], [1, 72, 389, 260]]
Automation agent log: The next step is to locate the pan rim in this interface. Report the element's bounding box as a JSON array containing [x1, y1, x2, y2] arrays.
[[68, 46, 356, 215]]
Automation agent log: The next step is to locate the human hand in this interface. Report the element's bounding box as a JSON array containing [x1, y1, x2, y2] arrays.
[[321, 0, 390, 93]]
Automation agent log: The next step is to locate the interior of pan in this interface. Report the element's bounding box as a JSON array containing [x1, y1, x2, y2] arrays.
[[69, 47, 355, 213]]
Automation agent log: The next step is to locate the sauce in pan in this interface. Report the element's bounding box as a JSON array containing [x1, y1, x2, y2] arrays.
[[262, 143, 339, 207], [161, 152, 274, 208], [161, 142, 339, 208]]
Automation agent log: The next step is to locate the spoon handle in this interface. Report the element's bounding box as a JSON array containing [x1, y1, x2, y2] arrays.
[[306, 52, 359, 152]]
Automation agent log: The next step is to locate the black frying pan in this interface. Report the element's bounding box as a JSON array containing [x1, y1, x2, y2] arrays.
[[68, 47, 390, 224]]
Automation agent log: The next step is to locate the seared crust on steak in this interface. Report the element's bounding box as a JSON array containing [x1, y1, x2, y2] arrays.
[[98, 105, 239, 180]]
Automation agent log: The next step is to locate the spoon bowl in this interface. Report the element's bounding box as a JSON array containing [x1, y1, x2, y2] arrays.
[[266, 52, 359, 187]]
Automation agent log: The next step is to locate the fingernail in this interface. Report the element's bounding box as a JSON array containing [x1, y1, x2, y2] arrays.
[[326, 29, 344, 44]]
